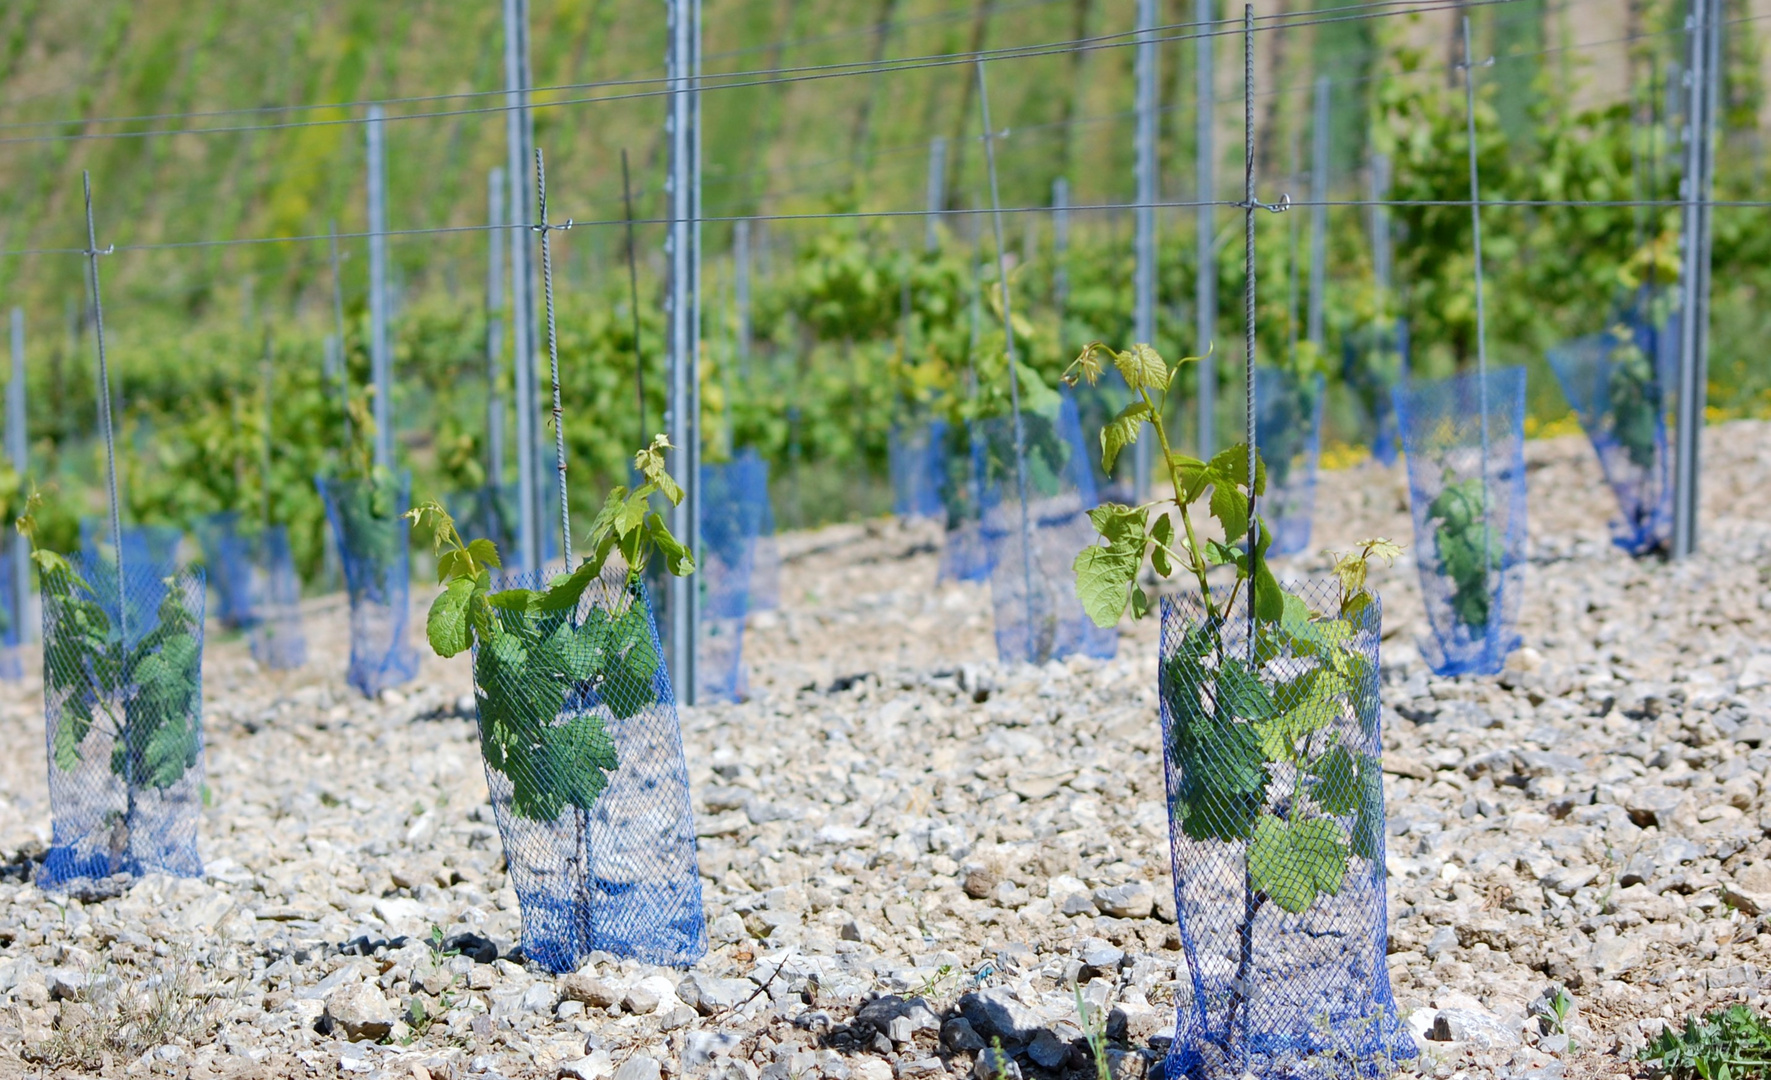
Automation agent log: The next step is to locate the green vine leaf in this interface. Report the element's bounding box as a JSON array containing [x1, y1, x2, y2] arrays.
[[1249, 814, 1350, 914], [1100, 400, 1150, 473], [1073, 504, 1146, 628], [1310, 745, 1364, 816], [427, 576, 477, 657]]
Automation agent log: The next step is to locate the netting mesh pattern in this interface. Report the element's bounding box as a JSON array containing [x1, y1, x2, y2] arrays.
[[750, 486, 781, 614], [699, 449, 770, 702], [80, 524, 186, 649], [1342, 321, 1409, 467], [39, 551, 206, 888], [1256, 369, 1325, 558], [0, 532, 23, 681], [1394, 368, 1527, 677], [1159, 582, 1412, 1080], [937, 424, 1000, 584], [890, 421, 948, 520], [316, 473, 418, 697], [981, 393, 1117, 665], [250, 525, 307, 670], [1547, 304, 1677, 555], [470, 566, 705, 972], [196, 512, 257, 630]]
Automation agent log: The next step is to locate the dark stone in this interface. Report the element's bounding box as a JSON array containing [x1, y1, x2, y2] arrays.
[[443, 932, 500, 964]]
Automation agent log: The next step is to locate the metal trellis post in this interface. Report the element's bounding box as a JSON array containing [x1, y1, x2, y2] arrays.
[[505, 0, 541, 575], [1195, 0, 1217, 457], [1133, 0, 1158, 499], [366, 105, 393, 472], [7, 307, 28, 640], [925, 137, 947, 253], [487, 168, 507, 492], [1369, 152, 1392, 295], [666, 0, 702, 703], [1052, 177, 1070, 321], [1673, 0, 1718, 559], [622, 149, 647, 452], [1306, 75, 1329, 350], [735, 218, 752, 376]]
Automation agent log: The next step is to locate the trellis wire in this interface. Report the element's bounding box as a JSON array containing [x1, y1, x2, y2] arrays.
[[0, 0, 1539, 152]]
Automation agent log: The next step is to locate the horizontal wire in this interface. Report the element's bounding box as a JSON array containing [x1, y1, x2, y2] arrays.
[[0, 194, 1754, 260], [0, 0, 1071, 132], [0, 0, 1517, 148]]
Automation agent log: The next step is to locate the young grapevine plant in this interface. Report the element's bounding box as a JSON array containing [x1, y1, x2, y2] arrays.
[[1425, 475, 1501, 633], [1064, 342, 1400, 918], [408, 435, 695, 823], [19, 490, 202, 793]]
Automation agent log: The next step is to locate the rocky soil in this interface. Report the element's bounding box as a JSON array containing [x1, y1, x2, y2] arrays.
[[1, 423, 1770, 1080]]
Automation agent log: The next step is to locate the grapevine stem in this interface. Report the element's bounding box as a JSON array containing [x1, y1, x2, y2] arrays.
[[1140, 384, 1219, 626]]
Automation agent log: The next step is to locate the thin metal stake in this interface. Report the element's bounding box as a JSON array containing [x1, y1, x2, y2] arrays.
[[1196, 0, 1217, 458], [80, 172, 125, 637], [977, 58, 1039, 660], [534, 148, 575, 568], [1460, 17, 1495, 604], [622, 149, 646, 453], [1241, 6, 1258, 649]]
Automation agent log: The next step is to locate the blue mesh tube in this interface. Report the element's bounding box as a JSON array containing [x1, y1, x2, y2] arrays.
[[1342, 320, 1409, 466], [39, 551, 206, 888], [1546, 303, 1677, 555], [937, 424, 1000, 584], [1159, 581, 1413, 1080], [1394, 368, 1527, 677], [470, 567, 705, 972], [251, 525, 307, 670], [195, 512, 257, 630], [1255, 369, 1325, 557], [699, 449, 770, 702], [981, 393, 1117, 664], [80, 523, 184, 650], [0, 532, 22, 680], [316, 472, 419, 697], [750, 482, 781, 614], [889, 422, 947, 520]]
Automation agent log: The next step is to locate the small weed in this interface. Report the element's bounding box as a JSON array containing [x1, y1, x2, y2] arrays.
[[1641, 1005, 1771, 1080], [1072, 980, 1111, 1080], [427, 924, 459, 967], [23, 952, 222, 1071]]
